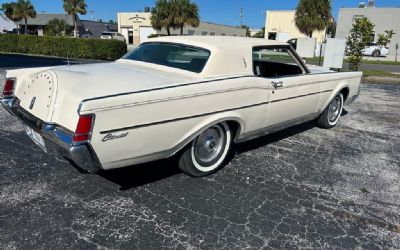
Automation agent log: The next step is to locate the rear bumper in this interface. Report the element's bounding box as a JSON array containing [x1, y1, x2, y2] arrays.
[[0, 97, 102, 173]]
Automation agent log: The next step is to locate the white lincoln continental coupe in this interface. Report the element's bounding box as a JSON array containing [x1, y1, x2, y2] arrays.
[[1, 36, 362, 177]]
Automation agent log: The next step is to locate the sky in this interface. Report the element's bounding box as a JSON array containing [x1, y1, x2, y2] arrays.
[[1, 0, 399, 28]]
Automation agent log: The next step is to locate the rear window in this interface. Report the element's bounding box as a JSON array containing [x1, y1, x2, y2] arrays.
[[122, 42, 210, 73]]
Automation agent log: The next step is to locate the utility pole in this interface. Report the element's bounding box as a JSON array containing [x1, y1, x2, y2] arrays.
[[240, 8, 243, 26], [89, 10, 95, 21]]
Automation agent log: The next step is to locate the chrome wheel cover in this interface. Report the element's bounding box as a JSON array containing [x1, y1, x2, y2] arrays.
[[193, 125, 226, 167], [328, 95, 342, 123]]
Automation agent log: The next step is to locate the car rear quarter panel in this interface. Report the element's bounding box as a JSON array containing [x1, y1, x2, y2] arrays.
[[81, 76, 270, 169], [318, 71, 362, 111]]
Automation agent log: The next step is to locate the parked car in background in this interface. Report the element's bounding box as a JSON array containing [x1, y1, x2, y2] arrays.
[[100, 31, 126, 42], [362, 42, 389, 57], [1, 36, 362, 177]]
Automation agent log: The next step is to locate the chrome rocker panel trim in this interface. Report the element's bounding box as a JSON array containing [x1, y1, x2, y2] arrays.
[[0, 97, 102, 174]]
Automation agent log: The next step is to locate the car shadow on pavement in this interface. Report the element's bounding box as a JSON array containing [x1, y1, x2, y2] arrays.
[[99, 159, 181, 191], [233, 121, 316, 155], [99, 109, 350, 190]]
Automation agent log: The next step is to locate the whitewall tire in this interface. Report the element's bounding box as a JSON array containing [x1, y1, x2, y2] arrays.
[[317, 93, 344, 129], [178, 122, 232, 177]]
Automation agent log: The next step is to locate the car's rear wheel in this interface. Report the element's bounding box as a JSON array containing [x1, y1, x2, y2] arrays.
[[316, 93, 344, 129], [372, 50, 381, 57], [178, 122, 232, 177]]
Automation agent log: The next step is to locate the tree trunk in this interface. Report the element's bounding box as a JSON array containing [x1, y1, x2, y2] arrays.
[[180, 26, 183, 35], [24, 19, 27, 35], [167, 27, 171, 36], [73, 14, 77, 38], [309, 31, 313, 38], [17, 24, 20, 35]]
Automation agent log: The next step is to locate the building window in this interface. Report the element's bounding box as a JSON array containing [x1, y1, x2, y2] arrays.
[[353, 15, 364, 21], [268, 32, 277, 40], [370, 32, 375, 42], [210, 32, 216, 36], [188, 29, 195, 35], [201, 31, 208, 36]]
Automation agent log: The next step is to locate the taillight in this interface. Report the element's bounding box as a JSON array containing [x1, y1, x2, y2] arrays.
[[2, 78, 16, 98], [73, 114, 95, 143]]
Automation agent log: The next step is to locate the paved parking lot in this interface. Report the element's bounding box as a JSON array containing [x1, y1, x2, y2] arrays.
[[0, 68, 399, 249]]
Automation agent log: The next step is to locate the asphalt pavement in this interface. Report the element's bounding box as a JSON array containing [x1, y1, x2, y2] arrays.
[[1, 63, 400, 249]]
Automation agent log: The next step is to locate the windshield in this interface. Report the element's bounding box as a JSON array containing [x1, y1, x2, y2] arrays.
[[122, 42, 210, 73]]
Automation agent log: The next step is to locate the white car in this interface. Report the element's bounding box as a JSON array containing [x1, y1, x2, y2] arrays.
[[100, 31, 126, 42], [0, 36, 362, 177], [363, 42, 389, 57]]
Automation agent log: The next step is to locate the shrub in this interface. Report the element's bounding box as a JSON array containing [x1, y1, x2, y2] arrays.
[[0, 34, 127, 60], [346, 17, 374, 71]]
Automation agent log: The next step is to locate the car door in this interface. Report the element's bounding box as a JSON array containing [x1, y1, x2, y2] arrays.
[[252, 46, 321, 127]]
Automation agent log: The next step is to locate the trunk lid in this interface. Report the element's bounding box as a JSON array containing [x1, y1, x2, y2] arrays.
[[16, 70, 57, 122], [12, 60, 197, 130]]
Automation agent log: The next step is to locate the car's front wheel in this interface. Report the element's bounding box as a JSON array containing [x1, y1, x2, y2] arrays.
[[178, 122, 232, 177], [372, 50, 381, 57], [316, 93, 344, 129]]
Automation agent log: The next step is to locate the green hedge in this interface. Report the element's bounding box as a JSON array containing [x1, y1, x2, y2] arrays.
[[0, 34, 127, 60]]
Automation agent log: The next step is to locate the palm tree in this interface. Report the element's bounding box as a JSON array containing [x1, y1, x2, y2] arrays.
[[45, 18, 70, 36], [14, 0, 36, 35], [63, 0, 87, 37], [295, 0, 332, 38], [151, 0, 175, 35], [173, 0, 199, 35], [1, 2, 22, 34]]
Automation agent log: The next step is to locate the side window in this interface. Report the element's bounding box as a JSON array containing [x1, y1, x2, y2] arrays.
[[253, 47, 304, 78]]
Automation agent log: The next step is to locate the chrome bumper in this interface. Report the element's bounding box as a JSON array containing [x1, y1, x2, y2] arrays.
[[0, 97, 102, 173]]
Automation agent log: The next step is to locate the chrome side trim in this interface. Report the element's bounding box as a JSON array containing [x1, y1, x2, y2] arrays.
[[99, 89, 331, 135], [78, 74, 255, 114], [235, 112, 320, 144], [83, 85, 270, 113], [100, 101, 269, 134]]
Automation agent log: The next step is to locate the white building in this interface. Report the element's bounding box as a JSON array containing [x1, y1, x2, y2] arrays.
[[265, 10, 328, 43], [117, 11, 246, 45], [0, 14, 17, 33]]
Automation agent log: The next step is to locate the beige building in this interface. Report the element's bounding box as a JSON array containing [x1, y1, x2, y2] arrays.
[[265, 10, 327, 43], [117, 11, 246, 45]]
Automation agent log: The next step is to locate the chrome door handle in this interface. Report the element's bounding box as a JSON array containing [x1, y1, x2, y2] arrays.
[[272, 81, 284, 88]]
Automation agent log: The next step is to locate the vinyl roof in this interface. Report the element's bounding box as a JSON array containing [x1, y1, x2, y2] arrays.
[[147, 36, 287, 50]]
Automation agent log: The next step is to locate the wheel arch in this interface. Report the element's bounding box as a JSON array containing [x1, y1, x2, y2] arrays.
[[340, 87, 350, 102], [321, 82, 350, 112], [168, 114, 245, 158]]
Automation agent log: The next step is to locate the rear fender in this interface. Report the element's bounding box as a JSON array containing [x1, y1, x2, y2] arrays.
[[167, 112, 244, 157]]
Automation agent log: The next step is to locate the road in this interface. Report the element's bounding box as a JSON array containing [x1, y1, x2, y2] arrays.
[[1, 64, 400, 249], [0, 53, 104, 70]]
